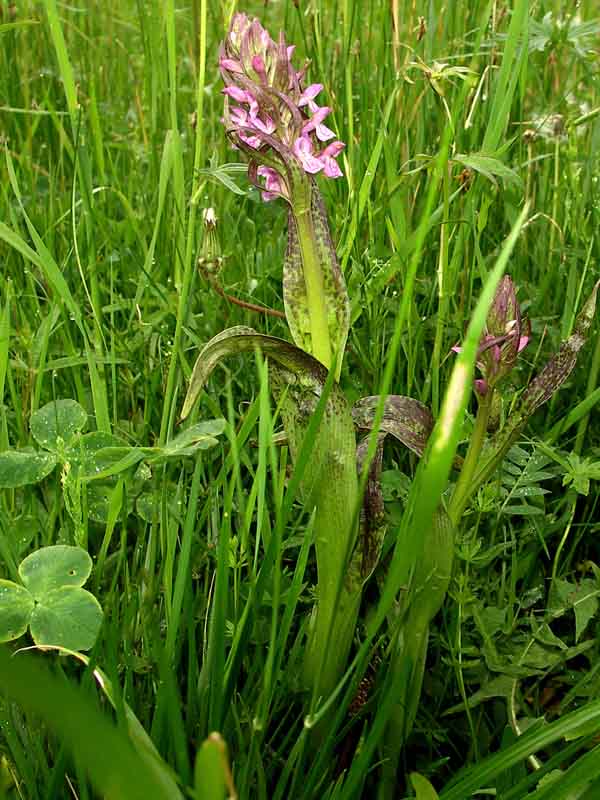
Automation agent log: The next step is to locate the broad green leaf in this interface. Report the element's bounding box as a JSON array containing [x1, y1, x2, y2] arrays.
[[154, 419, 226, 459], [454, 152, 522, 188], [352, 395, 435, 457], [194, 733, 229, 800], [0, 581, 34, 642], [0, 450, 57, 488], [19, 545, 93, 597], [411, 772, 440, 800], [181, 325, 359, 698], [30, 399, 87, 452], [29, 586, 103, 651], [66, 431, 128, 475]]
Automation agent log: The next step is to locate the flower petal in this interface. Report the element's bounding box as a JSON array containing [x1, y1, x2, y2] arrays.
[[299, 83, 323, 106], [293, 136, 324, 174], [315, 122, 336, 142], [223, 86, 254, 103]]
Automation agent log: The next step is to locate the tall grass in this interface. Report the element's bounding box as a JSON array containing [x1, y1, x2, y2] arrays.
[[1, 0, 599, 797]]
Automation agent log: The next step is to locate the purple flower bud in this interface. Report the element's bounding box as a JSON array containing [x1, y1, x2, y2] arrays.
[[219, 13, 345, 202], [453, 276, 530, 395]]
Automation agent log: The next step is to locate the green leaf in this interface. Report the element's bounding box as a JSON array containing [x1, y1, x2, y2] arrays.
[[19, 545, 93, 597], [0, 647, 177, 800], [454, 152, 522, 188], [0, 581, 34, 642], [572, 581, 599, 643], [182, 326, 330, 420], [29, 586, 103, 651], [30, 399, 87, 452], [154, 419, 226, 460], [196, 162, 249, 197], [0, 450, 57, 488], [194, 733, 229, 800], [66, 431, 129, 475], [411, 772, 440, 800]]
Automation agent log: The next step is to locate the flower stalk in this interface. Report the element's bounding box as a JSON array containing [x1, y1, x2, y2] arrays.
[[291, 204, 333, 369]]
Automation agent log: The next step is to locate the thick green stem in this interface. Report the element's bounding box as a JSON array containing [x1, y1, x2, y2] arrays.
[[293, 207, 333, 370], [449, 388, 493, 525]]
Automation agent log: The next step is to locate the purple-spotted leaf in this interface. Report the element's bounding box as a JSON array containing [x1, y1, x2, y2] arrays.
[[520, 280, 598, 417], [348, 434, 386, 586], [352, 395, 434, 458]]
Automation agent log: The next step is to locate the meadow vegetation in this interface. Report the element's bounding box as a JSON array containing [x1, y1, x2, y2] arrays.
[[1, 1, 600, 798]]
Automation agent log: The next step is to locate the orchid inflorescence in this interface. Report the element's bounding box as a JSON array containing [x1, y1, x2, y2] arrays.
[[219, 13, 345, 201], [455, 276, 530, 396]]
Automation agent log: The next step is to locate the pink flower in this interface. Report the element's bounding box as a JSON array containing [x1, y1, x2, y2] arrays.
[[453, 276, 531, 395], [219, 13, 344, 201], [320, 141, 345, 177], [293, 136, 324, 174]]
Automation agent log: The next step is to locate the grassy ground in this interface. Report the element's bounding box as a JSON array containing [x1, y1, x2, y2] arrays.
[[1, 0, 600, 797]]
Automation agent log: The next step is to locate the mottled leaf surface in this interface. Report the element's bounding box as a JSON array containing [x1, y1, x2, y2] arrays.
[[352, 395, 434, 457]]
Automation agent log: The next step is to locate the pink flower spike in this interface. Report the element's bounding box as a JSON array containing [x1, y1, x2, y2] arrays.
[[238, 130, 262, 149], [293, 135, 324, 174], [303, 105, 331, 133], [229, 107, 248, 127], [252, 114, 276, 135], [287, 45, 296, 60], [223, 86, 253, 104], [475, 379, 489, 396]]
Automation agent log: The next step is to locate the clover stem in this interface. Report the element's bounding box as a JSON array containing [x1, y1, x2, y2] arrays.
[[449, 388, 493, 525]]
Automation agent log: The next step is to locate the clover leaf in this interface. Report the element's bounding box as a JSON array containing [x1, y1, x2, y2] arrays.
[[0, 545, 103, 651]]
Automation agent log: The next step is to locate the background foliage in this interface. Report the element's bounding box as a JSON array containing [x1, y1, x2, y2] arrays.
[[0, 0, 599, 797]]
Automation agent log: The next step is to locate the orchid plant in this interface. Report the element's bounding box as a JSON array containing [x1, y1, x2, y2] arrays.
[[182, 11, 599, 784]]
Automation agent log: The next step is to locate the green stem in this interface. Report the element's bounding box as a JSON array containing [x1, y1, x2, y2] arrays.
[[449, 388, 493, 525], [293, 206, 332, 371]]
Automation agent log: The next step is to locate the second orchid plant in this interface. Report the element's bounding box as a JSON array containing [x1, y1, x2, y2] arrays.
[[182, 11, 598, 780]]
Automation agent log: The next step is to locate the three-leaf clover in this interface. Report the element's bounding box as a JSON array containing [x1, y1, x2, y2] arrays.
[[0, 545, 103, 651]]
